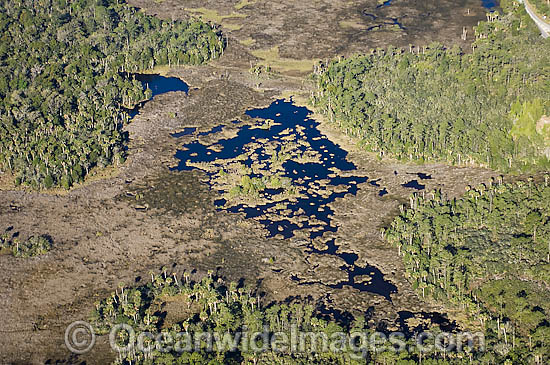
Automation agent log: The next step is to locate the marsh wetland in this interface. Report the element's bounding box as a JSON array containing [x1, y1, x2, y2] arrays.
[[170, 99, 448, 304], [0, 0, 513, 363]]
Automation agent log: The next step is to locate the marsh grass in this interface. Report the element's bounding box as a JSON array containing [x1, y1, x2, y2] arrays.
[[185, 7, 246, 31], [235, 0, 257, 10], [251, 46, 317, 75]]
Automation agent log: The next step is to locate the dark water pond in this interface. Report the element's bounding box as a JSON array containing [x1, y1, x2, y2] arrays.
[[171, 127, 196, 138], [135, 73, 189, 97], [127, 74, 189, 118], [172, 99, 398, 299], [402, 179, 425, 190], [173, 99, 368, 240], [171, 99, 458, 333], [481, 0, 498, 10], [376, 0, 393, 8], [301, 239, 397, 301], [416, 172, 432, 180]]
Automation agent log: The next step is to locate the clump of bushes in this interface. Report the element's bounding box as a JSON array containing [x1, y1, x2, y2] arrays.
[[250, 64, 273, 77], [0, 230, 52, 258], [230, 175, 266, 198]]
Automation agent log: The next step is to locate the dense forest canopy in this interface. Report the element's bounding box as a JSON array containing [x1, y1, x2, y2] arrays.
[[384, 177, 550, 362], [529, 0, 550, 17], [0, 0, 224, 189], [312, 0, 550, 173]]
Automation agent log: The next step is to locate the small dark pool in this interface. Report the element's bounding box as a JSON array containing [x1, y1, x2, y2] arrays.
[[416, 172, 432, 180], [481, 0, 498, 10], [305, 239, 397, 300], [171, 127, 196, 138], [402, 179, 425, 190], [134, 73, 189, 98], [127, 74, 189, 118], [376, 0, 392, 8]]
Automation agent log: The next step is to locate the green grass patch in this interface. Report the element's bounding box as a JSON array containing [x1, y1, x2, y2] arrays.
[[235, 0, 257, 10], [239, 37, 256, 46], [185, 7, 247, 30], [1, 230, 52, 258], [251, 46, 317, 75]]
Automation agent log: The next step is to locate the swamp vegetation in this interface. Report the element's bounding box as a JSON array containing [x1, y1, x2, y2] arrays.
[[1, 0, 550, 364]]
